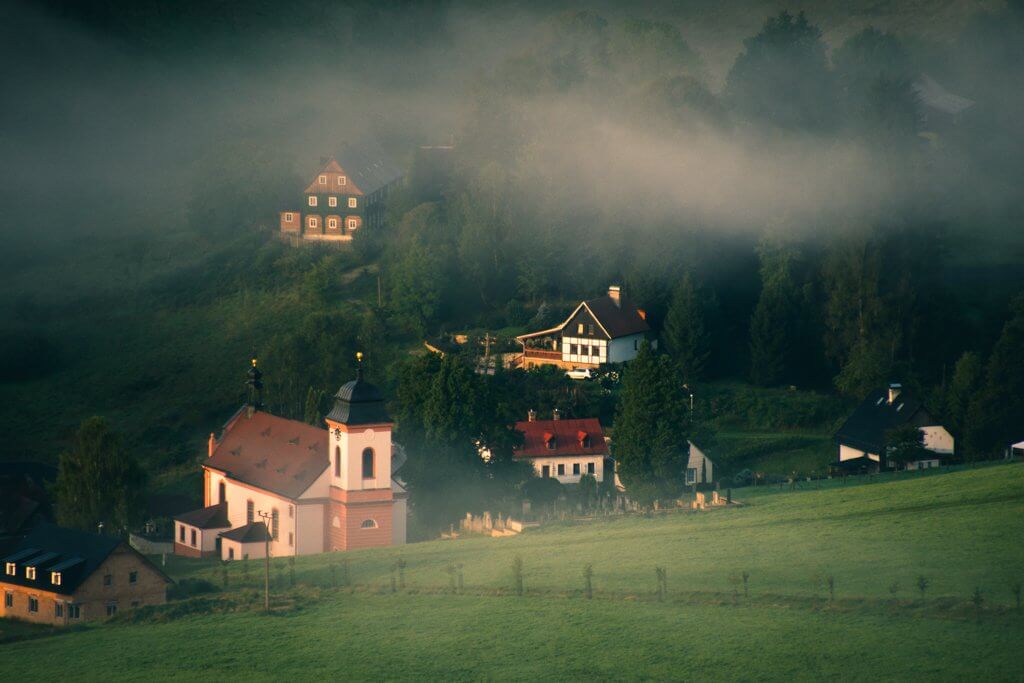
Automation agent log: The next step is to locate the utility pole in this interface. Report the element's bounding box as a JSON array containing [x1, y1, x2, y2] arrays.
[[257, 510, 272, 612]]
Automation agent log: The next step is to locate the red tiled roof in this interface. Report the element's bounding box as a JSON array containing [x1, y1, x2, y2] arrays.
[[206, 411, 329, 500], [513, 418, 608, 457]]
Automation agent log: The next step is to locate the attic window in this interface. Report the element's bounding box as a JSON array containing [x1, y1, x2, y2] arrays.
[[26, 566, 36, 580], [544, 433, 557, 450], [579, 432, 591, 448], [319, 175, 327, 184], [5, 562, 14, 576], [339, 176, 347, 185], [51, 571, 62, 586]]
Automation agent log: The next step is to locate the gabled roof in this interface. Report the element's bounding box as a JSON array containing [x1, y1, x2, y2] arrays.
[[517, 292, 650, 342], [303, 158, 365, 196], [1, 524, 170, 595], [220, 522, 271, 544], [513, 418, 609, 457], [206, 411, 329, 500], [174, 502, 231, 530], [833, 388, 936, 455]]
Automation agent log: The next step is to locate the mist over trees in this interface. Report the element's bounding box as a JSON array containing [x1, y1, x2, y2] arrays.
[[1, 1, 1023, 533]]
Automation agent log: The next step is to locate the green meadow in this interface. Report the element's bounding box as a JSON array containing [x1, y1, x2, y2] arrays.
[[3, 464, 1023, 680]]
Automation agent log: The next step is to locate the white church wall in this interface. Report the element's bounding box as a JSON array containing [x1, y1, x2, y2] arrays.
[[207, 469, 297, 557], [921, 426, 954, 454], [295, 503, 325, 556]]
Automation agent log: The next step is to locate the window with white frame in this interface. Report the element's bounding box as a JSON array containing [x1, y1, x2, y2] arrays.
[[318, 175, 327, 184], [348, 197, 357, 208], [338, 176, 347, 185], [360, 519, 378, 529], [51, 571, 62, 586], [328, 218, 338, 229], [308, 196, 318, 207], [328, 196, 337, 207], [26, 566, 36, 580], [4, 562, 14, 576], [307, 216, 318, 229], [686, 468, 697, 484], [284, 212, 293, 222], [347, 218, 357, 229]]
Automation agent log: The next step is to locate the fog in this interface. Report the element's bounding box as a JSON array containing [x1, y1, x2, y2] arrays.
[[2, 0, 1022, 256]]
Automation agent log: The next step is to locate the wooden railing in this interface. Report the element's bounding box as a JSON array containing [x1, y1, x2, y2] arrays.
[[522, 348, 562, 360]]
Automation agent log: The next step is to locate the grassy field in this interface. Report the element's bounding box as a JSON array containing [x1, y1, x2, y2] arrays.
[[2, 464, 1022, 680]]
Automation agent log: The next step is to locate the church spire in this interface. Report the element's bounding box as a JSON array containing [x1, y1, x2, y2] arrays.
[[246, 357, 264, 412], [355, 351, 364, 382]]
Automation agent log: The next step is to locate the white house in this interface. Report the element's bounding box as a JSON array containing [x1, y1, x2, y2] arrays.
[[515, 286, 655, 370], [174, 359, 407, 561], [833, 383, 954, 472]]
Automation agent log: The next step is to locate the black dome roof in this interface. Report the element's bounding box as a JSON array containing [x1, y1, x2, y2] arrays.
[[325, 372, 391, 426]]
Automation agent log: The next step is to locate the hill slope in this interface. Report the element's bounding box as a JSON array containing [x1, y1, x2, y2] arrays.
[[3, 464, 1023, 680]]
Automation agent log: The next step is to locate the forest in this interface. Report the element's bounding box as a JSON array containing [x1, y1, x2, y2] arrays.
[[1, 0, 1023, 536]]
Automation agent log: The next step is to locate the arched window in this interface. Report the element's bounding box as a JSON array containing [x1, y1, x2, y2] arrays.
[[334, 446, 341, 477], [360, 519, 378, 529], [362, 448, 374, 479], [218, 481, 226, 504], [271, 508, 279, 540]]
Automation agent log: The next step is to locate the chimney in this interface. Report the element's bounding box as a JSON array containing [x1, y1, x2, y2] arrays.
[[608, 285, 621, 307], [887, 383, 902, 405], [552, 408, 561, 421], [527, 409, 537, 422], [208, 432, 216, 457]]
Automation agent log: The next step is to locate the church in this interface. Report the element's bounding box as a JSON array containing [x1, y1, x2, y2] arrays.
[[174, 356, 407, 561]]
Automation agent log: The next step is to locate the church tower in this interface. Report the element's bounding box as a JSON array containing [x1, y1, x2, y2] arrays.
[[323, 354, 396, 551]]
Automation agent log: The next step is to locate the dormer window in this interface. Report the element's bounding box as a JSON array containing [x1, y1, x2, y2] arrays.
[[51, 571, 62, 586], [318, 175, 327, 184], [544, 432, 557, 450], [308, 196, 318, 207], [5, 562, 14, 576], [578, 431, 591, 448], [26, 566, 36, 580]]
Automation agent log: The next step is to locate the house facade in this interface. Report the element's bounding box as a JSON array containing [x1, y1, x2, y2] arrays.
[[513, 412, 610, 484], [685, 442, 715, 485], [833, 383, 954, 472], [515, 286, 654, 370], [280, 144, 403, 243], [175, 359, 407, 561], [1, 524, 171, 626]]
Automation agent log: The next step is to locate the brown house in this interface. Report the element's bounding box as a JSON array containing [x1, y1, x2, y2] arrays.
[[280, 142, 403, 244], [1, 524, 172, 626]]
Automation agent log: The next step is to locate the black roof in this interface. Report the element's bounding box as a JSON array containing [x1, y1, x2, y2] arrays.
[[1, 524, 169, 594], [834, 388, 934, 455], [174, 502, 231, 529], [584, 294, 651, 338], [336, 140, 404, 196], [325, 369, 392, 426], [220, 522, 271, 543]]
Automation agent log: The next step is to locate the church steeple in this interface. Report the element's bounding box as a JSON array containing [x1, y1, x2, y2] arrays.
[[246, 357, 264, 411], [325, 352, 390, 426]]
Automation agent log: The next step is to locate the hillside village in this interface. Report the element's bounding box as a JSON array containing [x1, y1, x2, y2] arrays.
[[2, 3, 1023, 677]]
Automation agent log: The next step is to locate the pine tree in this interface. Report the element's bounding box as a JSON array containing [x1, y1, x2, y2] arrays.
[[303, 386, 323, 426], [612, 342, 690, 504], [966, 296, 1024, 457], [749, 237, 805, 386], [53, 417, 147, 534], [944, 351, 984, 435], [663, 273, 717, 382]]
